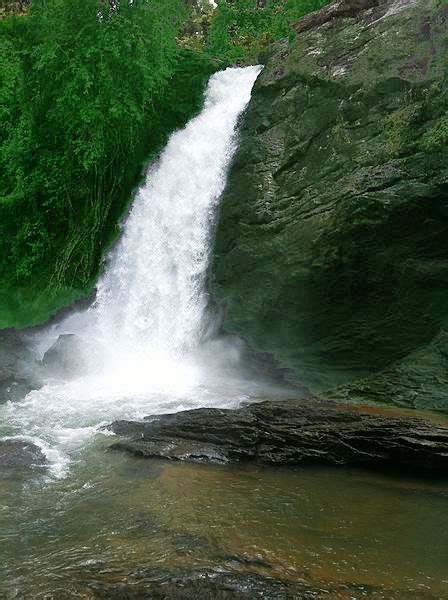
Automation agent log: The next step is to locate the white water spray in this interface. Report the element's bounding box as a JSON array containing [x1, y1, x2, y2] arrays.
[[2, 67, 265, 476], [94, 66, 261, 350]]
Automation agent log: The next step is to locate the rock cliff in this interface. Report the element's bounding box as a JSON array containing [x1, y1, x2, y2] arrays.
[[211, 0, 448, 410]]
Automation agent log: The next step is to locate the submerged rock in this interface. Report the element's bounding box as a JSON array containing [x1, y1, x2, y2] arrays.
[[87, 566, 441, 599], [211, 0, 448, 410], [88, 568, 303, 599], [0, 439, 47, 470], [110, 398, 448, 473]]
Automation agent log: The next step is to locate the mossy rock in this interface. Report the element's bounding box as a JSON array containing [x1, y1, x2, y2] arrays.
[[211, 0, 448, 410]]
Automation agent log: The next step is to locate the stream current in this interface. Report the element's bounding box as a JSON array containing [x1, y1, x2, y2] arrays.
[[1, 67, 448, 599]]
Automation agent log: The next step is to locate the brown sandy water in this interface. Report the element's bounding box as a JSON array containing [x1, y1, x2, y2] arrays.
[[1, 436, 448, 599]]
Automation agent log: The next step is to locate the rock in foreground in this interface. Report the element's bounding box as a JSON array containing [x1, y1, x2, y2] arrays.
[[0, 439, 47, 471], [110, 399, 448, 473], [0, 329, 40, 403], [88, 566, 437, 600], [90, 568, 298, 600]]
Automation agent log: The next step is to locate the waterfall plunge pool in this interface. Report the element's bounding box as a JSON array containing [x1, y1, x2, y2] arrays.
[[1, 443, 448, 598]]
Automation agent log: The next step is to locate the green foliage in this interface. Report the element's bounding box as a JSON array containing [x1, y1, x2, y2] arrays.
[[0, 0, 220, 326], [385, 92, 423, 156], [0, 0, 331, 327], [179, 0, 215, 52], [422, 115, 448, 151], [206, 0, 331, 64], [385, 83, 448, 159]]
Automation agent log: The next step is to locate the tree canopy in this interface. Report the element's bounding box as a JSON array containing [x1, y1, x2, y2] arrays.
[[0, 0, 330, 326]]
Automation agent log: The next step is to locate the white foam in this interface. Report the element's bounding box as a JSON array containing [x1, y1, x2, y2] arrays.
[[3, 67, 263, 478]]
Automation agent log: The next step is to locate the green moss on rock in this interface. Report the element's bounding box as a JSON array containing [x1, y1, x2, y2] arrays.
[[211, 0, 448, 410]]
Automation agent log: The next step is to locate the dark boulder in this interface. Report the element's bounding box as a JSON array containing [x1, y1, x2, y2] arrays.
[[42, 333, 79, 376], [0, 329, 39, 403], [0, 439, 47, 470], [110, 398, 448, 474], [41, 333, 95, 379]]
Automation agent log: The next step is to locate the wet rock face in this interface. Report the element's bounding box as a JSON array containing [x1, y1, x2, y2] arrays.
[[110, 398, 448, 474], [0, 439, 47, 471], [41, 332, 103, 379], [211, 0, 448, 410], [41, 333, 86, 379], [0, 330, 39, 403]]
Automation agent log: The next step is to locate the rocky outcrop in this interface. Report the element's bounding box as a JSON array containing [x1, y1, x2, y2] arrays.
[[41, 333, 96, 379], [110, 398, 448, 473], [0, 330, 40, 403], [328, 328, 448, 409], [0, 439, 47, 470], [211, 0, 448, 410]]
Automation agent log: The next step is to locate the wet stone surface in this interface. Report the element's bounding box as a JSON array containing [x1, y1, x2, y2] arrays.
[[0, 439, 47, 471], [85, 567, 443, 599], [110, 398, 448, 474], [0, 329, 40, 404]]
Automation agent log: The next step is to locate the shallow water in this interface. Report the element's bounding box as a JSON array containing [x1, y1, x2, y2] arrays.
[[1, 438, 448, 599]]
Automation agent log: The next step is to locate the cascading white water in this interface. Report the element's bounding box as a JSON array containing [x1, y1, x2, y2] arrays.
[[1, 66, 266, 477], [93, 66, 261, 351]]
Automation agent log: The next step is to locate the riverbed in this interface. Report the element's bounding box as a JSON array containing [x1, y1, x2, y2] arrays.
[[2, 435, 448, 599]]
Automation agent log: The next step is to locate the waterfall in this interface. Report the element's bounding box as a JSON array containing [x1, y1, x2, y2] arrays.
[[93, 65, 262, 351], [1, 66, 264, 477]]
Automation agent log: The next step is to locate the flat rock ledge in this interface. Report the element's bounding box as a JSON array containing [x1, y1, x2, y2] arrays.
[[110, 398, 448, 474]]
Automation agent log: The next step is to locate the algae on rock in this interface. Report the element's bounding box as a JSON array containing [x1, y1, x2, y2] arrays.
[[211, 0, 448, 410]]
